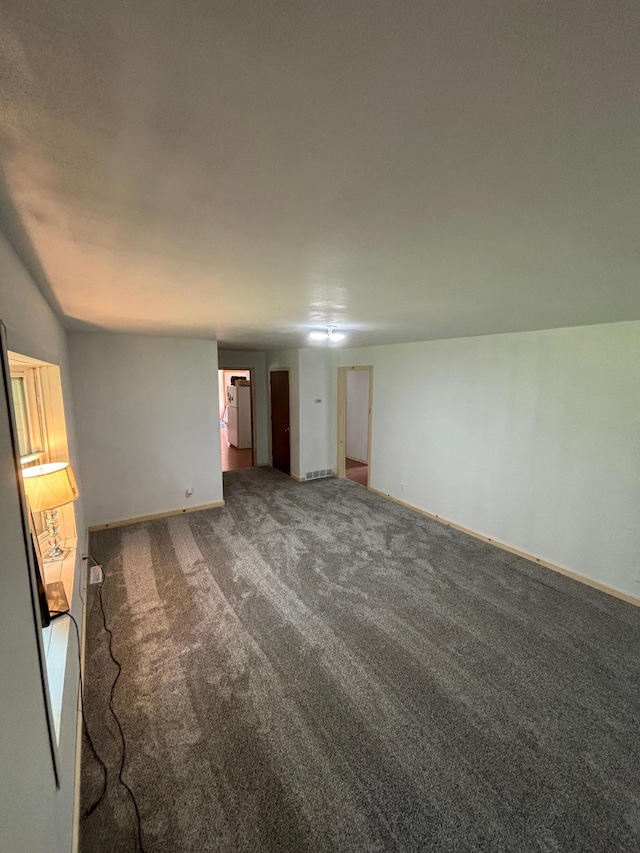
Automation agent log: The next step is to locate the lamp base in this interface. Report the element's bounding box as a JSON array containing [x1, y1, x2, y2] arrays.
[[43, 508, 66, 562], [44, 546, 70, 563]]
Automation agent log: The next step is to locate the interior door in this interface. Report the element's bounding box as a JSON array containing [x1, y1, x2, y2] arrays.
[[270, 370, 290, 475]]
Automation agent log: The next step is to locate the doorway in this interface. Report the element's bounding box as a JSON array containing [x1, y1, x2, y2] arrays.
[[270, 370, 291, 476], [337, 366, 372, 487], [218, 369, 255, 471]]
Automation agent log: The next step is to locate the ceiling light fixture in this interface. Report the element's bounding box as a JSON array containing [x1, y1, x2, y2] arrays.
[[309, 326, 346, 343]]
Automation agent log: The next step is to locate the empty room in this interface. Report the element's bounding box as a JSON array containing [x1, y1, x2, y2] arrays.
[[1, 2, 639, 853]]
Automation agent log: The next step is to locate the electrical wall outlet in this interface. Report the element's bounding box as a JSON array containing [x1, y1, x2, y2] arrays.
[[185, 487, 194, 498], [89, 563, 103, 585]]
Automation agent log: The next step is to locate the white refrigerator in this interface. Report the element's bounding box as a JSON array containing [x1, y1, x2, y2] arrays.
[[226, 383, 252, 449]]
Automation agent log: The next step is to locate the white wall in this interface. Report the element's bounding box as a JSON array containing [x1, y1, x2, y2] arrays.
[[346, 369, 369, 463], [69, 333, 223, 527], [0, 231, 83, 852], [218, 369, 226, 419], [266, 350, 300, 477], [297, 349, 334, 477], [333, 322, 640, 598]]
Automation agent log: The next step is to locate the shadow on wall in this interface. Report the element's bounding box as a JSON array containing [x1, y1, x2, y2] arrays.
[[0, 166, 62, 320]]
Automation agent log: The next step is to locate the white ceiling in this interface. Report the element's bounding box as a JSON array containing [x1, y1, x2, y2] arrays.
[[1, 1, 638, 350]]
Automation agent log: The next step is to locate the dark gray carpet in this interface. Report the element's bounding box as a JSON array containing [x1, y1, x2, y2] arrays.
[[81, 467, 640, 852]]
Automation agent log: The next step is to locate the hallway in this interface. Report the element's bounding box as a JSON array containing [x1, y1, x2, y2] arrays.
[[220, 423, 252, 471], [345, 457, 368, 486]]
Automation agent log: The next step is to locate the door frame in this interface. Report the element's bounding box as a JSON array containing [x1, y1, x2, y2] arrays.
[[218, 367, 257, 467], [269, 367, 291, 475], [337, 365, 373, 483]]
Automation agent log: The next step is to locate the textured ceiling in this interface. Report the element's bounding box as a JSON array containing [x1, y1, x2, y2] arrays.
[[0, 0, 639, 349]]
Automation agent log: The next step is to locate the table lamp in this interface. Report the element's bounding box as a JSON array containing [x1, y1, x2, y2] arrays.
[[22, 462, 79, 560]]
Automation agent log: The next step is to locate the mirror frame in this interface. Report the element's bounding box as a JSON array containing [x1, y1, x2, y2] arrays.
[[0, 320, 60, 785]]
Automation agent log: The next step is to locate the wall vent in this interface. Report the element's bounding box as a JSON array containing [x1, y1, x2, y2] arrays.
[[305, 469, 333, 481]]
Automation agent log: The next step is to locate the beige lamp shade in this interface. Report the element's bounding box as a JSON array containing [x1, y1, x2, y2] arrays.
[[22, 462, 79, 512]]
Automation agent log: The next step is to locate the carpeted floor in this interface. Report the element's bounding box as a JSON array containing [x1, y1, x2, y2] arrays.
[[81, 467, 640, 852]]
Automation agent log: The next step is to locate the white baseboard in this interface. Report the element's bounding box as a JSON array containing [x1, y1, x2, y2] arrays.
[[368, 486, 640, 608]]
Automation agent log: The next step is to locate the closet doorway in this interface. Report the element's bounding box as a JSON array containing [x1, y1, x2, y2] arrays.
[[218, 369, 255, 471], [337, 366, 372, 487]]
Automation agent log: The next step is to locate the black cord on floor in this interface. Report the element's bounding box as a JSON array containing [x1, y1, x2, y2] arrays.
[[82, 555, 146, 853], [49, 609, 107, 817]]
